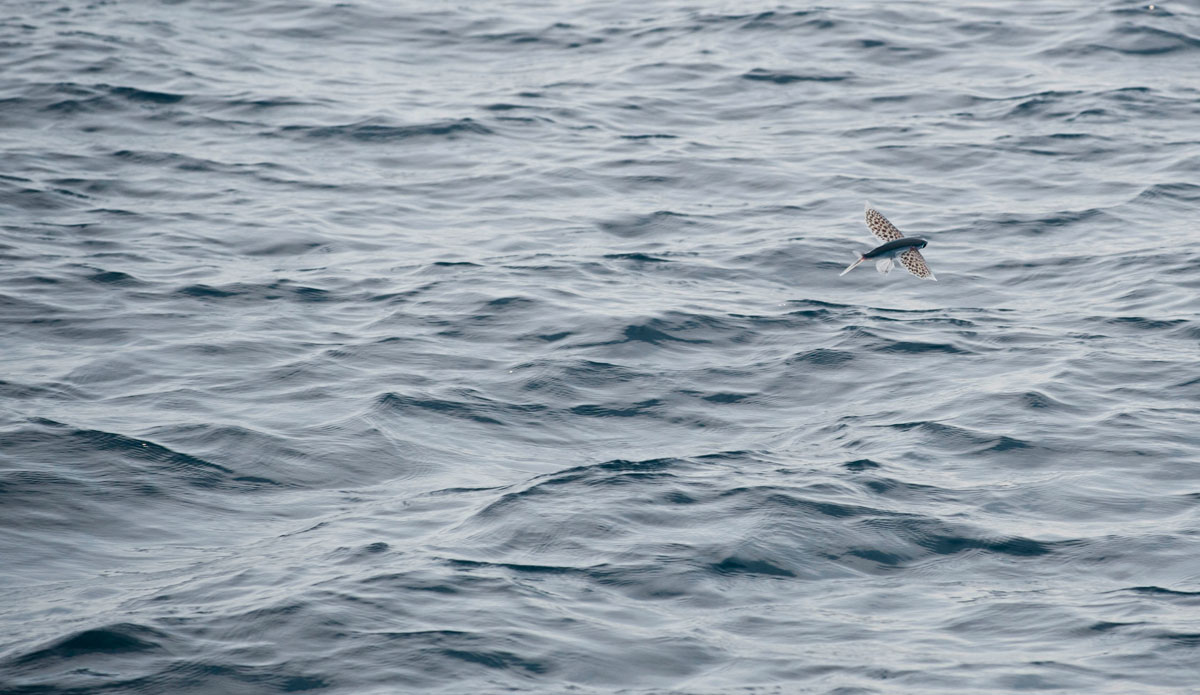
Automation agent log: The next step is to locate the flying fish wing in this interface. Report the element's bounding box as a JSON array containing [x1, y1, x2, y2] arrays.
[[899, 247, 936, 281], [864, 202, 904, 243]]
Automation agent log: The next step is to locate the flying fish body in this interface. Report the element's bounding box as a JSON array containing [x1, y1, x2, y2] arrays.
[[839, 203, 937, 281]]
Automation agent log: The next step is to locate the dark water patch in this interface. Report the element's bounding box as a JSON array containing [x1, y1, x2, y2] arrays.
[[425, 485, 506, 497], [588, 457, 684, 475], [782, 299, 857, 321], [862, 516, 1062, 561], [996, 90, 1083, 120], [577, 314, 732, 347], [692, 8, 836, 33], [374, 388, 549, 427], [980, 436, 1034, 453], [1156, 632, 1200, 648], [232, 475, 283, 487], [920, 534, 1054, 558], [8, 315, 132, 345], [1112, 5, 1176, 17], [0, 419, 292, 494], [842, 459, 881, 472], [15, 624, 166, 664], [1121, 586, 1200, 598], [111, 149, 225, 174], [38, 82, 124, 114], [603, 253, 670, 263], [367, 281, 442, 304], [1066, 107, 1118, 123], [886, 421, 1042, 458], [87, 269, 144, 286], [717, 486, 886, 519], [905, 316, 978, 329], [877, 340, 970, 355], [663, 490, 696, 504], [218, 96, 316, 113], [447, 558, 590, 577], [787, 348, 854, 367], [109, 85, 185, 104], [701, 392, 750, 403], [480, 295, 537, 311], [0, 180, 93, 211], [376, 393, 512, 426], [1104, 316, 1188, 331], [242, 240, 327, 257], [535, 331, 571, 342], [742, 68, 849, 84], [472, 457, 682, 519], [441, 648, 549, 674], [595, 210, 693, 237], [994, 132, 1119, 160], [569, 399, 661, 418], [278, 118, 493, 142], [693, 450, 754, 463], [844, 547, 908, 567], [859, 476, 951, 501], [712, 556, 795, 578], [0, 378, 91, 401], [0, 469, 107, 517], [1132, 181, 1200, 204], [620, 323, 705, 345], [334, 623, 552, 684], [557, 359, 642, 387], [1085, 621, 1139, 633], [172, 280, 337, 303], [177, 283, 242, 298], [1084, 25, 1200, 56], [473, 27, 601, 51]]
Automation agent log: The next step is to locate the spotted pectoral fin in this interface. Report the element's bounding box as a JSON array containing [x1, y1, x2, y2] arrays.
[[864, 202, 904, 243], [900, 248, 936, 281], [875, 257, 894, 274]]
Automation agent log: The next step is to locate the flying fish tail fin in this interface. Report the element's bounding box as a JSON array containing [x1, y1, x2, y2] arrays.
[[839, 255, 866, 277]]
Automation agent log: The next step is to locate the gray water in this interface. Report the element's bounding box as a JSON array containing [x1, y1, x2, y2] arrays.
[[3, 1, 1200, 693]]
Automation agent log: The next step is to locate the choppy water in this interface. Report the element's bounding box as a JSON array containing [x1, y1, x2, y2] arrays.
[[3, 0, 1200, 692]]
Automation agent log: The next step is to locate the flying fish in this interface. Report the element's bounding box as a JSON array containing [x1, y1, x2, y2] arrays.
[[839, 203, 937, 281]]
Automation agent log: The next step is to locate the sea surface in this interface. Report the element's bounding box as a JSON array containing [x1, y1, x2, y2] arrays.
[[3, 1, 1200, 693]]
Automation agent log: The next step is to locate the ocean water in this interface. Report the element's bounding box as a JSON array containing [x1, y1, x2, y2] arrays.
[[3, 0, 1200, 692]]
